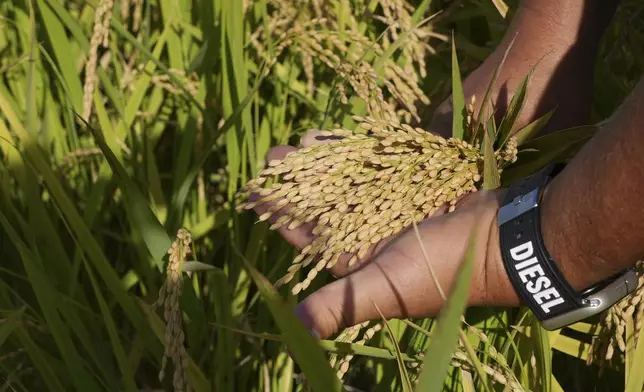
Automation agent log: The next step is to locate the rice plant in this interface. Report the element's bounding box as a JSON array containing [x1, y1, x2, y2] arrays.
[[0, 0, 642, 391]]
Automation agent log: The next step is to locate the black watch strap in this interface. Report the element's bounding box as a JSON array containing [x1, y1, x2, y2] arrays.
[[499, 163, 586, 321], [498, 163, 639, 330]]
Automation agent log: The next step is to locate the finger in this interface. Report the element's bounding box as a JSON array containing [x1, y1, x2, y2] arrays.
[[325, 203, 451, 278], [250, 146, 316, 249], [300, 129, 343, 148], [295, 200, 501, 339], [265, 145, 297, 163], [294, 215, 469, 339]]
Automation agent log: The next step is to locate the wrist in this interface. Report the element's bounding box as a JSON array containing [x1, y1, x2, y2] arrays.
[[540, 170, 613, 292], [469, 189, 522, 307]]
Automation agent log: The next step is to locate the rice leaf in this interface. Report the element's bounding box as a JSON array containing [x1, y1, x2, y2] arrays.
[[82, 258, 138, 392], [0, 211, 101, 391], [0, 307, 24, 347], [501, 125, 597, 186], [483, 129, 500, 190], [14, 329, 66, 392], [210, 321, 422, 361], [625, 325, 644, 392], [237, 253, 343, 392], [373, 303, 413, 392], [81, 117, 172, 270], [496, 66, 535, 148], [182, 261, 220, 272], [491, 0, 509, 18], [451, 33, 466, 140], [472, 35, 516, 143], [461, 369, 476, 392], [513, 110, 554, 146], [414, 228, 476, 392], [531, 317, 552, 392]]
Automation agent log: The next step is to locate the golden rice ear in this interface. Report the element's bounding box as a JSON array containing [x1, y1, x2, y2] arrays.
[[239, 116, 519, 296], [155, 228, 192, 390]]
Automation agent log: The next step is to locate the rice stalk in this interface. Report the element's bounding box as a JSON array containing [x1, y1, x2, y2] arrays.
[[153, 228, 193, 392], [82, 0, 115, 121]]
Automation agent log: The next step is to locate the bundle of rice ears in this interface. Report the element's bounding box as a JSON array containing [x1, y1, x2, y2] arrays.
[[238, 114, 518, 294]]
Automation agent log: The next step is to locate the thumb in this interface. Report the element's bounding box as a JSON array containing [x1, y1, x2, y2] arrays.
[[294, 219, 458, 339], [293, 199, 501, 339]]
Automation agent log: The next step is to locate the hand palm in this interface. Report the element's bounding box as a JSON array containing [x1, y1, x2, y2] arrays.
[[251, 131, 514, 339]]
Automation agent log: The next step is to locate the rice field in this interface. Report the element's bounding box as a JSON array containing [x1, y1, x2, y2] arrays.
[[0, 0, 643, 391]]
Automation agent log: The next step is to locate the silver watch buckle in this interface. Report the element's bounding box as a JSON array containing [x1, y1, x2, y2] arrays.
[[498, 188, 540, 226], [541, 268, 639, 330]]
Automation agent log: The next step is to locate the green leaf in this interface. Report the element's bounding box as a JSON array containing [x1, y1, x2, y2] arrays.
[[0, 211, 101, 391], [414, 228, 476, 392], [472, 35, 516, 144], [210, 321, 422, 362], [501, 125, 597, 186], [513, 110, 554, 146], [374, 305, 413, 392], [625, 322, 644, 392], [531, 317, 552, 392], [483, 130, 500, 190], [83, 258, 138, 392], [496, 66, 535, 147], [182, 261, 220, 273], [0, 307, 25, 347], [236, 251, 343, 392], [80, 117, 173, 270], [451, 34, 466, 140]]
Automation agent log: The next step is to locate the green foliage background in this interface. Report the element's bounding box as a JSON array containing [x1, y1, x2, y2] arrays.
[[0, 0, 642, 391]]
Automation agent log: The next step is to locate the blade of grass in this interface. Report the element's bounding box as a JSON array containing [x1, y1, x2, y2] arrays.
[[14, 329, 66, 392], [410, 221, 492, 392], [166, 73, 264, 232], [0, 307, 24, 347], [491, 0, 509, 18], [414, 228, 476, 392], [530, 317, 552, 392], [373, 303, 413, 392], [0, 210, 101, 391], [501, 125, 597, 185], [83, 256, 138, 392], [235, 250, 343, 392], [471, 34, 516, 144], [0, 89, 157, 354], [513, 110, 554, 146], [34, 0, 83, 112], [80, 116, 172, 270], [461, 369, 476, 392], [483, 119, 500, 190], [625, 318, 644, 392], [450, 32, 466, 140], [210, 322, 422, 361], [496, 65, 535, 148]]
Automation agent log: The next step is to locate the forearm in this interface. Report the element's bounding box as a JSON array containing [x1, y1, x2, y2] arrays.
[[516, 0, 617, 45], [502, 0, 619, 133], [542, 78, 644, 291]]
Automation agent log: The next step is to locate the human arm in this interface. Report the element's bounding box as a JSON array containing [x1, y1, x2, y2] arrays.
[[429, 0, 619, 137], [295, 78, 644, 339]]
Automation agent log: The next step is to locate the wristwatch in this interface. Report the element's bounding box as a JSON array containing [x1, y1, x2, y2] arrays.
[[497, 163, 638, 330]]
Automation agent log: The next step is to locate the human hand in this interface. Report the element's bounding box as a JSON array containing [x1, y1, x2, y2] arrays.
[[291, 184, 520, 339], [251, 131, 519, 339]]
